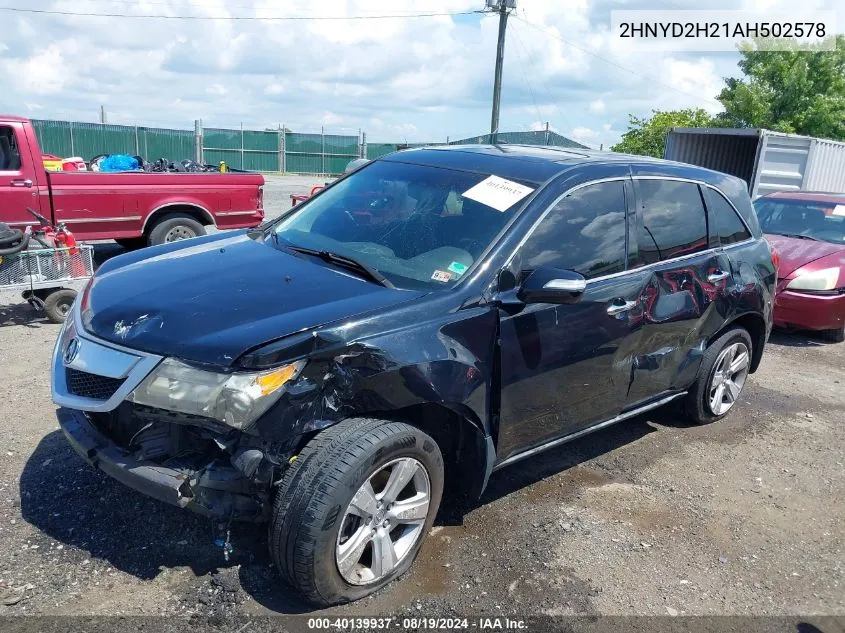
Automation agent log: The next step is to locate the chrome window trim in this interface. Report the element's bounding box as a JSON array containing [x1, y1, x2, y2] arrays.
[[585, 247, 721, 285], [51, 299, 163, 413], [721, 237, 756, 251], [503, 174, 756, 288]]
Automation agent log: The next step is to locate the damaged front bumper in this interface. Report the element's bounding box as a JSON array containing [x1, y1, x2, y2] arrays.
[[57, 407, 270, 521]]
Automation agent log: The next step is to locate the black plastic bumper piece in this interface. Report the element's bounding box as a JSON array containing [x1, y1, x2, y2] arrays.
[[56, 407, 267, 520]]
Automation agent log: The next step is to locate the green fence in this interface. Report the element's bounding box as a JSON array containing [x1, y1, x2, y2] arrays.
[[31, 118, 448, 174], [141, 127, 195, 161], [203, 127, 281, 172], [32, 120, 195, 161]]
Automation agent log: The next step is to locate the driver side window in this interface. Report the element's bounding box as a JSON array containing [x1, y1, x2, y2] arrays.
[[518, 180, 628, 280], [0, 126, 23, 172]]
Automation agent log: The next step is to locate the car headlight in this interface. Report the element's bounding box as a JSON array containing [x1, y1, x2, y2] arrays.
[[127, 358, 306, 429], [785, 267, 840, 292]]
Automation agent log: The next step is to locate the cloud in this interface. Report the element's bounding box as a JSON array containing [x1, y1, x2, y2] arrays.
[[570, 127, 599, 140], [0, 0, 838, 144]]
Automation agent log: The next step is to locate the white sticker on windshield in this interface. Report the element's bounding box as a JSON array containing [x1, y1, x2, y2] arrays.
[[833, 205, 845, 217], [461, 175, 534, 212]]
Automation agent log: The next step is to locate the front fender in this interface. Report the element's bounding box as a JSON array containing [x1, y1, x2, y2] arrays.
[[251, 306, 499, 447]]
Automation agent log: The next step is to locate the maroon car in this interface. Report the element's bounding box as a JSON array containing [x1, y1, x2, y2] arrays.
[[754, 192, 845, 342]]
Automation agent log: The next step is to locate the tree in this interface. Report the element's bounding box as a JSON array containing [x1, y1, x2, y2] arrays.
[[611, 108, 715, 158], [716, 36, 845, 140]]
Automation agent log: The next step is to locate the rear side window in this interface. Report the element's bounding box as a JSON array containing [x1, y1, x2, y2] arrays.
[[705, 188, 751, 245], [519, 180, 627, 279], [634, 179, 708, 266]]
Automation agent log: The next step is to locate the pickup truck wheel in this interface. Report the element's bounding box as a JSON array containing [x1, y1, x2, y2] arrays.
[[684, 327, 753, 425], [147, 213, 206, 246], [42, 288, 77, 323], [270, 418, 444, 607]]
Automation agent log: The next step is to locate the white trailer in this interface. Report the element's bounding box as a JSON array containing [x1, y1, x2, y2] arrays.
[[664, 128, 845, 198]]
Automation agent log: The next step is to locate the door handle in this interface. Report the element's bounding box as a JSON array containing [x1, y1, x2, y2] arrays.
[[708, 270, 731, 282], [607, 299, 638, 316], [10, 179, 33, 188]]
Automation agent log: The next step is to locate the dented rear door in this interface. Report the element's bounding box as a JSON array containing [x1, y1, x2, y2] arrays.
[[622, 175, 728, 408]]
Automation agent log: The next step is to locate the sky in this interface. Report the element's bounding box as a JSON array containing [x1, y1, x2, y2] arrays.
[[0, 0, 841, 148]]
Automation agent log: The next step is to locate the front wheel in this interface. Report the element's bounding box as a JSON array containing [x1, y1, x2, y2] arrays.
[[684, 327, 753, 424], [270, 418, 444, 606]]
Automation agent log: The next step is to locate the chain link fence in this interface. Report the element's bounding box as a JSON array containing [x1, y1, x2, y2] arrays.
[[31, 119, 587, 175], [31, 119, 433, 175]]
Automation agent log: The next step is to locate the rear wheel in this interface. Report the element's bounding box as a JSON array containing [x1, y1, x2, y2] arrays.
[[684, 327, 753, 424], [269, 418, 444, 606], [42, 289, 77, 323], [147, 213, 206, 246], [822, 324, 845, 343]]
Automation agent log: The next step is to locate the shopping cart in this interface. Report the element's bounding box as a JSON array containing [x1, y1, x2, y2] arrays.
[[0, 245, 94, 323]]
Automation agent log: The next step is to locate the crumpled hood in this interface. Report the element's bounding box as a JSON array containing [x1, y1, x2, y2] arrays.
[[84, 233, 425, 366], [765, 233, 845, 277]]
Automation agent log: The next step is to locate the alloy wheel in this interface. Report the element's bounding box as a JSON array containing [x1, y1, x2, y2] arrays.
[[335, 457, 431, 586], [708, 342, 750, 415]]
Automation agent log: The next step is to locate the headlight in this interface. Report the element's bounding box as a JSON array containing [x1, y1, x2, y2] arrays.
[[786, 267, 840, 292], [127, 358, 306, 429]]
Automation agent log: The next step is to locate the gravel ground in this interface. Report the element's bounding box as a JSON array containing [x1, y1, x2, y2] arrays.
[[261, 173, 329, 222], [0, 177, 843, 619]]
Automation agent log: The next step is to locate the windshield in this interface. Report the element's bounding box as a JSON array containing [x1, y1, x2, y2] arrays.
[[272, 160, 534, 289], [754, 198, 845, 245]]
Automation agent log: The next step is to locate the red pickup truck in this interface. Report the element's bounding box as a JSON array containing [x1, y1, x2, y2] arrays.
[[0, 115, 265, 248]]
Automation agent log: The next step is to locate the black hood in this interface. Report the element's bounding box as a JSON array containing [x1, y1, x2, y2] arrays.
[[84, 233, 426, 366]]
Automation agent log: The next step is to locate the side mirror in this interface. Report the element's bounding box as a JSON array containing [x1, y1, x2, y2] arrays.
[[517, 267, 586, 304]]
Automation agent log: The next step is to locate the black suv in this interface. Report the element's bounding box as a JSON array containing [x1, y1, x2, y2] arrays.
[[52, 145, 775, 606]]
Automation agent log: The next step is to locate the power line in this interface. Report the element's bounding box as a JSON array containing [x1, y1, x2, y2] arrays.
[[512, 15, 722, 109], [0, 6, 482, 20], [508, 18, 579, 143], [505, 21, 543, 125]]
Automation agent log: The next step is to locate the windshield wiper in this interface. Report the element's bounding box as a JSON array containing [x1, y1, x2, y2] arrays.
[[283, 245, 394, 288], [768, 232, 820, 241]]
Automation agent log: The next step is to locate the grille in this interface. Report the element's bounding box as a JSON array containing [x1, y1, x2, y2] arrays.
[[66, 368, 125, 400]]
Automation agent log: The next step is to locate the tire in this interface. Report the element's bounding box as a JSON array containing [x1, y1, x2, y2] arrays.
[[822, 324, 845, 343], [147, 213, 205, 246], [270, 418, 444, 607], [42, 289, 77, 324], [115, 237, 147, 251], [684, 326, 753, 425]]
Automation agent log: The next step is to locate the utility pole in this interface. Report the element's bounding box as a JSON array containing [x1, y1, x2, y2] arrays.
[[487, 0, 516, 143], [99, 105, 107, 124]]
